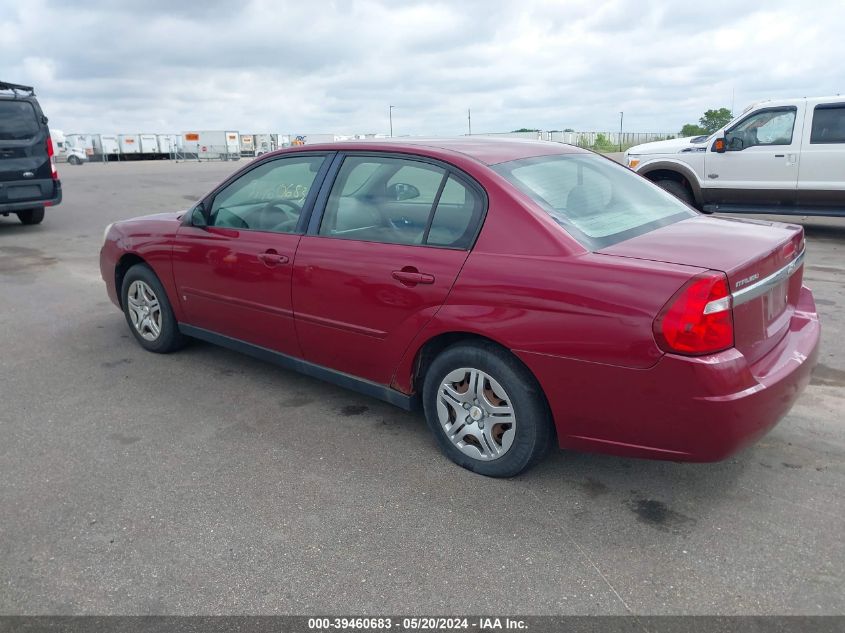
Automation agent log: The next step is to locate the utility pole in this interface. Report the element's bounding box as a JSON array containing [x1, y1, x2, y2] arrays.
[[467, 108, 472, 135], [389, 105, 395, 137], [619, 111, 624, 152]]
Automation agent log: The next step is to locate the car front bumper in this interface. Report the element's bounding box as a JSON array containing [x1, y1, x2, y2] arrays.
[[518, 284, 821, 462]]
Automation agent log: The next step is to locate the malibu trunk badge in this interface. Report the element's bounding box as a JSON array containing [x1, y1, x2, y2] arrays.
[[735, 273, 760, 289]]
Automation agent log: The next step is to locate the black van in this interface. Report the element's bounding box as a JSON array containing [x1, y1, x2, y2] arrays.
[[0, 81, 62, 225]]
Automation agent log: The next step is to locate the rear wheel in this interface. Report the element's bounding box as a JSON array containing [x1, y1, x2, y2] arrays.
[[68, 155, 82, 165], [654, 178, 695, 206], [17, 207, 45, 225], [422, 342, 553, 477], [120, 264, 186, 353]]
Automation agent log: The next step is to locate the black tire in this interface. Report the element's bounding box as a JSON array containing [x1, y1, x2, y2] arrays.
[[120, 263, 186, 353], [422, 341, 554, 477], [68, 155, 81, 165], [654, 178, 695, 206], [17, 207, 45, 225]]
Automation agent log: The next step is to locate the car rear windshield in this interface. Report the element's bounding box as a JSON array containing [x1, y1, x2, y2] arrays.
[[0, 100, 39, 140], [493, 154, 695, 249]]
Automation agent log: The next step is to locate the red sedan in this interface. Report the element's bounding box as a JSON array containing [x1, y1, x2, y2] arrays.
[[100, 139, 820, 477]]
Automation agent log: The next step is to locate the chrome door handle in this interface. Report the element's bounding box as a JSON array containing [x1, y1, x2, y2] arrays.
[[392, 270, 435, 286], [257, 251, 289, 266]]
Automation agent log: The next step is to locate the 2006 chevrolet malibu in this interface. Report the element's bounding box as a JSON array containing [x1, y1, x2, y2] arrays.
[[100, 138, 820, 477]]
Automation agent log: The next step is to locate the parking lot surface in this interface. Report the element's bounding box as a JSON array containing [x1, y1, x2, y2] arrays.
[[1, 160, 843, 615]]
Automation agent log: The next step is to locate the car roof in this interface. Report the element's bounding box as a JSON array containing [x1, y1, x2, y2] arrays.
[[275, 137, 589, 166]]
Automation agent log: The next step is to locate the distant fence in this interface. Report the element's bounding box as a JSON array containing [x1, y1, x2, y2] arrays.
[[470, 130, 676, 150]]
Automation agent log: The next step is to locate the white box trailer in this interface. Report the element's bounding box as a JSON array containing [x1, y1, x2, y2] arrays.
[[92, 134, 119, 156], [156, 134, 180, 154], [239, 134, 255, 156], [182, 131, 240, 160], [139, 134, 159, 154], [118, 134, 141, 154]]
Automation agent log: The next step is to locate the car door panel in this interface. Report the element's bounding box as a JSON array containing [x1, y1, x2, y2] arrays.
[[292, 237, 468, 384], [798, 102, 845, 211], [704, 105, 803, 207], [172, 227, 302, 356], [170, 154, 330, 357], [291, 153, 484, 384]]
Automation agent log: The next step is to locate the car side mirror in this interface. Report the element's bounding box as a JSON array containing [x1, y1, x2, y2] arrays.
[[191, 205, 208, 228], [387, 182, 420, 201], [713, 137, 726, 153]]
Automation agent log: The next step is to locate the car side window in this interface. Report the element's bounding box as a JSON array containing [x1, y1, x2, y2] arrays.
[[810, 104, 845, 144], [425, 175, 483, 248], [727, 108, 796, 150], [208, 156, 325, 233], [320, 156, 446, 246]]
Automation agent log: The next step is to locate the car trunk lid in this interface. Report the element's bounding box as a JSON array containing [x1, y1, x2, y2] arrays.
[[597, 215, 805, 364]]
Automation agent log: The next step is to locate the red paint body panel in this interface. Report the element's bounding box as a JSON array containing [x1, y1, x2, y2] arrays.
[[99, 139, 821, 464], [99, 213, 184, 320], [170, 225, 302, 356], [598, 215, 806, 364], [292, 236, 468, 384], [517, 285, 819, 460]]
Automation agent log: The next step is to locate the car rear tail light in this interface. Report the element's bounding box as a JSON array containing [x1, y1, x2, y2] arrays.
[[653, 271, 734, 355], [47, 136, 58, 180]]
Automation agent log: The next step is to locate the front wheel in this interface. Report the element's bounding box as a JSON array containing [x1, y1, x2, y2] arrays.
[[422, 342, 553, 477], [17, 207, 45, 225], [68, 155, 82, 165], [120, 264, 186, 353], [654, 178, 695, 206]]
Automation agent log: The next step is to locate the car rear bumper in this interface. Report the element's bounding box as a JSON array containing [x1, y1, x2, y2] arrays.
[[0, 179, 61, 212], [518, 284, 821, 462]]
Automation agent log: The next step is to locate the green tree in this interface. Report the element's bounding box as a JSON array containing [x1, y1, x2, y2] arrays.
[[680, 123, 708, 136], [511, 128, 540, 133], [699, 108, 733, 133]]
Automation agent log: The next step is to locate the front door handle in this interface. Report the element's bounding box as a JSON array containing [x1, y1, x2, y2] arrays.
[[392, 269, 435, 286], [257, 250, 289, 267]]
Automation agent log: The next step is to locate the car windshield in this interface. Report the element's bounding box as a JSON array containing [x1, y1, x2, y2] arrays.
[[493, 154, 696, 249], [0, 100, 39, 140]]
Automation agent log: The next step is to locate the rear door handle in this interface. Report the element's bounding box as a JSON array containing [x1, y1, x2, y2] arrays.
[[392, 270, 435, 286], [257, 250, 289, 267]]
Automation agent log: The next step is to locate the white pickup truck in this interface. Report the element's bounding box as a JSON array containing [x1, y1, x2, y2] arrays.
[[625, 96, 845, 216]]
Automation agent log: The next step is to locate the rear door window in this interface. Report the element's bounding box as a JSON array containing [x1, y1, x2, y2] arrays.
[[810, 104, 845, 144], [0, 101, 39, 140], [319, 155, 484, 248]]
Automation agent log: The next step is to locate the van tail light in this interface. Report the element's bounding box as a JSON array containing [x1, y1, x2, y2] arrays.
[[653, 271, 734, 355], [47, 136, 58, 180]]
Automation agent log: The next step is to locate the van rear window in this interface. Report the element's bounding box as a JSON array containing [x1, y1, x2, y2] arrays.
[[493, 154, 695, 249], [0, 100, 39, 140]]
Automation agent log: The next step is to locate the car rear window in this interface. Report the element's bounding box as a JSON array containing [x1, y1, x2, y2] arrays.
[[493, 154, 695, 249], [0, 100, 40, 140]]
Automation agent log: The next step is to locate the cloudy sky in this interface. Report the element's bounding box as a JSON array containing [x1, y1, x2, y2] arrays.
[[2, 0, 844, 137]]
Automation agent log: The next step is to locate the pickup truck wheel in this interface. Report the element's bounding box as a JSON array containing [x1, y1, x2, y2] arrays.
[[68, 155, 82, 165], [121, 264, 186, 353], [654, 178, 694, 206], [17, 207, 45, 225], [422, 342, 553, 477]]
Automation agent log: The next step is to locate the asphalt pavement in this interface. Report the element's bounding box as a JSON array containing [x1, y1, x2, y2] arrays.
[[1, 159, 843, 615]]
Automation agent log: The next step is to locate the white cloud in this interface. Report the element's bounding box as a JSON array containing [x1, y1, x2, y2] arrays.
[[1, 0, 843, 135]]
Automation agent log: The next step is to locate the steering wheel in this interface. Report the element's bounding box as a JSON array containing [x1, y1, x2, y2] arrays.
[[259, 199, 302, 232]]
